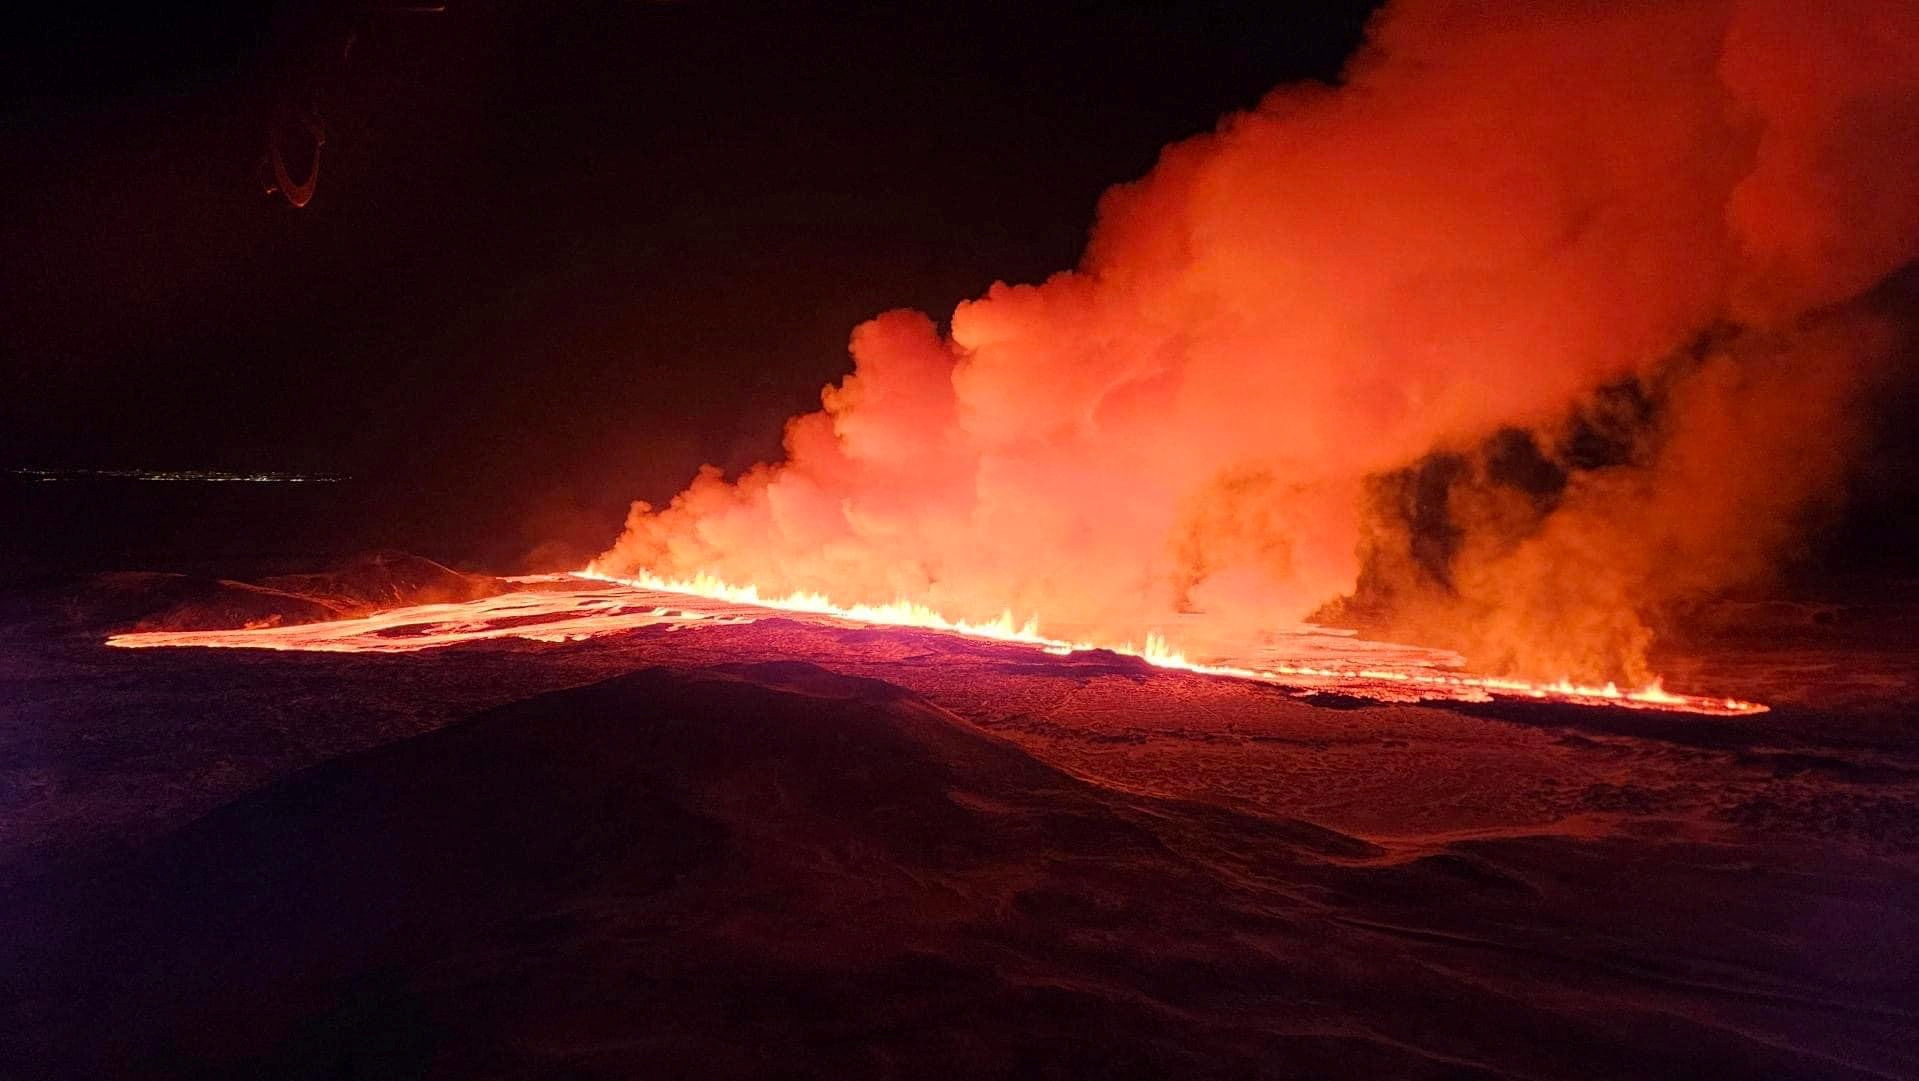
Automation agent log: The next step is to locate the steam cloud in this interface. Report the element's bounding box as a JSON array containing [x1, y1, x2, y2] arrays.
[[597, 0, 1919, 682]]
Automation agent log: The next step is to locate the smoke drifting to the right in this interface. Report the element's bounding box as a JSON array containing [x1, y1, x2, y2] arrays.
[[598, 0, 1919, 685]]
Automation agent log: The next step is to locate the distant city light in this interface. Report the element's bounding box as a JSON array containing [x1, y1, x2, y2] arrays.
[[8, 468, 347, 483]]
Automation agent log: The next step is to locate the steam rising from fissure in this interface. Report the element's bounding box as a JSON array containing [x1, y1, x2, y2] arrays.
[[596, 0, 1919, 683]]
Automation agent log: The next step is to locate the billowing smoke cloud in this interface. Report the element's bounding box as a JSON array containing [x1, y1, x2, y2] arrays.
[[597, 0, 1919, 682]]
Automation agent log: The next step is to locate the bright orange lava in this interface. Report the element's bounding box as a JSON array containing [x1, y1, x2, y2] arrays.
[[576, 569, 1764, 715], [105, 568, 1766, 716]]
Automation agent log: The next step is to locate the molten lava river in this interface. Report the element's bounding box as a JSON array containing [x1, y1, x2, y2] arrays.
[[106, 571, 1764, 716]]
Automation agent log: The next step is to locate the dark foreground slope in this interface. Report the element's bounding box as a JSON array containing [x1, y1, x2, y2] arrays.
[[6, 662, 1914, 1080]]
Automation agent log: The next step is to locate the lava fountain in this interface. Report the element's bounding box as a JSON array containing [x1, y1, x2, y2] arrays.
[[587, 0, 1919, 694], [107, 572, 1765, 715], [108, 0, 1919, 722]]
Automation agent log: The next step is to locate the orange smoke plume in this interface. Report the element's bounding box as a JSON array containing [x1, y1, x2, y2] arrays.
[[596, 0, 1919, 683]]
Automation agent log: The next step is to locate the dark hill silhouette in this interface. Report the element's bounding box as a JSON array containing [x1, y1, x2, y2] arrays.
[[7, 661, 1911, 1080]]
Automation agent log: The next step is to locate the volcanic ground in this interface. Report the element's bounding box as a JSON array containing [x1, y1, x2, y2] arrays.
[[2, 567, 1917, 1079]]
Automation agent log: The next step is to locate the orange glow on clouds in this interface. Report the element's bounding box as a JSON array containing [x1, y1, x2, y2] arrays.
[[592, 0, 1919, 690]]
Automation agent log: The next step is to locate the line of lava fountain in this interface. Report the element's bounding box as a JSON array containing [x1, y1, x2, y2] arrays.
[[574, 567, 1765, 716], [102, 568, 1763, 715]]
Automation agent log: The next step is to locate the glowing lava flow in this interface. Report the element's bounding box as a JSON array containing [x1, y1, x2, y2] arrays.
[[103, 584, 754, 653], [104, 570, 1765, 716], [574, 569, 1765, 715]]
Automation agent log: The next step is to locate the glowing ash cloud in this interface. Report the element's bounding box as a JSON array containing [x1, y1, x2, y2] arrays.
[[596, 0, 1919, 684]]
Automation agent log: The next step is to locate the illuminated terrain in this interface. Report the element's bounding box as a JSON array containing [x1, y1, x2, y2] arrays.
[[5, 0, 1917, 1075], [105, 572, 1766, 715], [6, 570, 1915, 1080]]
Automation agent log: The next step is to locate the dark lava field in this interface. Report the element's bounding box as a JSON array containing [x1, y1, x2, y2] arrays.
[[2, 575, 1916, 1080]]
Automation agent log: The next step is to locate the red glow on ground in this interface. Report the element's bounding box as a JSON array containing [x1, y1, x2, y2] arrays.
[[106, 572, 1765, 716]]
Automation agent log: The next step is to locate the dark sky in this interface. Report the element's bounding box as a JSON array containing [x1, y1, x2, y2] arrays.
[[0, 1, 1384, 567]]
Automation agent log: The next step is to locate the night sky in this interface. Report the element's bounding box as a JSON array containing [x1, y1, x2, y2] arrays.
[[1, 1, 1384, 568], [6, 0, 1914, 580]]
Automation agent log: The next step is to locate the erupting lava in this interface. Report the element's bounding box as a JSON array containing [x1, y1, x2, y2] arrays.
[[107, 570, 1766, 716], [101, 0, 1919, 726], [575, 568, 1765, 715], [588, 0, 1919, 694]]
